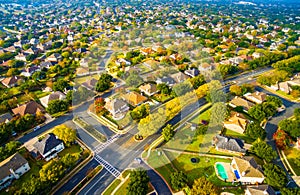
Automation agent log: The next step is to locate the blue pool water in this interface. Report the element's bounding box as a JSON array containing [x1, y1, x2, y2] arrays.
[[216, 163, 228, 180]]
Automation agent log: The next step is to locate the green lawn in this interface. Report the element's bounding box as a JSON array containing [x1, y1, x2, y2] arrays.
[[146, 149, 176, 185], [190, 108, 211, 124], [114, 112, 133, 129], [284, 147, 300, 175], [103, 179, 122, 195], [163, 125, 206, 153], [224, 129, 255, 144], [152, 94, 173, 103], [115, 178, 130, 195], [165, 151, 233, 187], [58, 144, 83, 157], [33, 90, 51, 99], [75, 74, 99, 84]]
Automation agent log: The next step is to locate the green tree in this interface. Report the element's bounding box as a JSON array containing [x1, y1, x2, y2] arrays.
[[294, 108, 300, 119], [190, 74, 206, 89], [46, 100, 69, 115], [126, 169, 149, 195], [125, 71, 143, 87], [162, 124, 175, 142], [170, 171, 188, 191], [53, 124, 76, 147], [248, 102, 277, 122], [96, 73, 113, 92], [245, 122, 266, 140], [280, 188, 300, 195], [278, 119, 300, 139], [157, 83, 171, 95], [250, 139, 277, 162], [191, 177, 218, 195], [53, 79, 69, 92], [130, 104, 150, 120], [266, 96, 283, 108], [263, 163, 288, 189]]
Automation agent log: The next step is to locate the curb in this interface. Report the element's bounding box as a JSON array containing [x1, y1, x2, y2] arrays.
[[50, 138, 93, 195]]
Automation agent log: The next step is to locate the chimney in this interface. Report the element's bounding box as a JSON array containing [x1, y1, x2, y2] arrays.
[[242, 171, 246, 177], [225, 137, 228, 142]]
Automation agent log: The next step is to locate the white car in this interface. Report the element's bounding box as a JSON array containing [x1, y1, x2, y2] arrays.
[[33, 126, 41, 131]]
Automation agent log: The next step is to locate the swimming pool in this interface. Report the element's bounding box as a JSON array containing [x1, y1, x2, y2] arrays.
[[216, 163, 229, 180]]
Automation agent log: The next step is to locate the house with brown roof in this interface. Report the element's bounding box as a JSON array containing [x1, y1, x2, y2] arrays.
[[229, 96, 255, 112], [140, 48, 153, 56], [139, 83, 158, 96], [230, 156, 264, 184], [1, 76, 22, 88], [123, 91, 148, 106], [243, 91, 267, 104], [170, 72, 189, 84], [12, 101, 45, 116], [40, 91, 66, 108], [15, 53, 27, 61], [105, 98, 129, 120], [0, 153, 30, 190], [46, 53, 62, 62], [245, 185, 275, 195], [223, 112, 249, 134]]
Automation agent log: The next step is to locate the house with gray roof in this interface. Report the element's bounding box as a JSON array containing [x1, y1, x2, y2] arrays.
[[212, 135, 246, 155], [0, 153, 30, 190], [33, 133, 64, 161]]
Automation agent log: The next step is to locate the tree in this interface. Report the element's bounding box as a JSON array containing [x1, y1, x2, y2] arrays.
[[53, 79, 69, 92], [278, 119, 300, 139], [130, 104, 150, 120], [280, 188, 300, 195], [172, 81, 193, 97], [250, 139, 277, 162], [263, 163, 288, 189], [248, 102, 277, 122], [125, 71, 143, 87], [157, 83, 171, 95], [53, 124, 76, 147], [6, 68, 19, 76], [240, 83, 254, 94], [94, 97, 108, 116], [170, 171, 188, 191], [229, 85, 242, 96], [96, 73, 113, 92], [190, 74, 206, 89], [273, 129, 292, 150], [210, 102, 228, 126], [46, 100, 69, 115], [294, 108, 300, 119], [266, 96, 282, 108], [126, 169, 149, 195], [0, 141, 21, 161], [162, 124, 175, 142], [245, 122, 266, 140], [190, 177, 218, 195]]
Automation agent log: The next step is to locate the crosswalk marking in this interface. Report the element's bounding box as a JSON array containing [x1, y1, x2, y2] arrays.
[[93, 134, 121, 153], [94, 155, 121, 178]]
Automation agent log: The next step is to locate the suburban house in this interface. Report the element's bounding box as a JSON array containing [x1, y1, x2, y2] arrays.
[[245, 185, 276, 195], [140, 48, 153, 56], [21, 66, 40, 77], [32, 133, 65, 161], [223, 112, 249, 134], [79, 58, 89, 67], [39, 91, 66, 108], [243, 91, 267, 104], [170, 72, 189, 84], [252, 52, 264, 59], [212, 135, 246, 155], [229, 96, 255, 112], [46, 53, 62, 62], [123, 91, 148, 106], [230, 156, 264, 184], [115, 58, 131, 66], [143, 59, 159, 69], [156, 76, 176, 86], [0, 113, 13, 124], [76, 67, 89, 76], [81, 78, 98, 91], [270, 79, 300, 94], [12, 101, 45, 116], [139, 83, 159, 96], [105, 98, 129, 120], [1, 76, 22, 88], [184, 68, 200, 78], [0, 153, 30, 190], [40, 61, 54, 69], [15, 53, 27, 61]]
